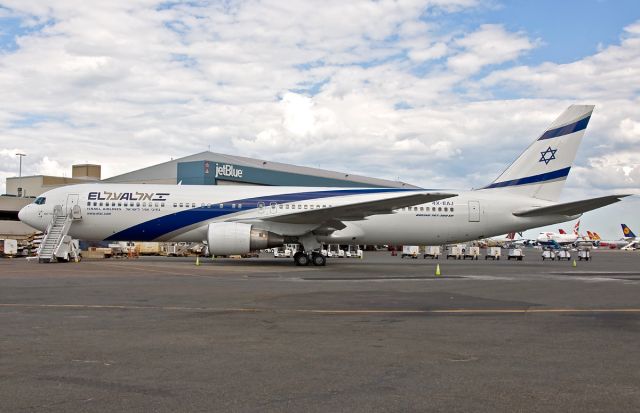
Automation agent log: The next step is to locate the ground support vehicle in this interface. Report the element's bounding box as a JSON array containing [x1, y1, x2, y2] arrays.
[[423, 246, 440, 259], [485, 247, 501, 260], [507, 248, 524, 261], [463, 246, 480, 260]]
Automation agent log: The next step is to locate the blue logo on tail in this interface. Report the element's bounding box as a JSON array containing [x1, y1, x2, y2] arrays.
[[539, 146, 557, 165], [622, 224, 636, 238]]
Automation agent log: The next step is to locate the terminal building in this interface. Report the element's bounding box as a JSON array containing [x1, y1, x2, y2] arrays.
[[1, 151, 416, 238]]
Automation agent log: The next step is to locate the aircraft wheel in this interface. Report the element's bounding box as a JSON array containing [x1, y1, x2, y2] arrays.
[[294, 252, 310, 266], [311, 253, 326, 266]]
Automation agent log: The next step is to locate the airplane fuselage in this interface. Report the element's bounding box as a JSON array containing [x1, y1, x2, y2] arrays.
[[19, 183, 578, 246]]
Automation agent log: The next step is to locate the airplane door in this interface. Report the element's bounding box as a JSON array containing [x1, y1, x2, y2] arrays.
[[66, 194, 79, 214], [468, 201, 480, 222]]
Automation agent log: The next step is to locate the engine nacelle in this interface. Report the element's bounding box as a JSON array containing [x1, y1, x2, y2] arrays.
[[207, 222, 284, 256]]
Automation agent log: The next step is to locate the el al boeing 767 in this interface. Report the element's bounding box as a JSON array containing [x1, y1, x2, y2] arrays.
[[19, 105, 629, 266]]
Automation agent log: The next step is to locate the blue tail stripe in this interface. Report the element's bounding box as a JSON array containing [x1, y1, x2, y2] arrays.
[[538, 116, 590, 140], [106, 188, 416, 241], [484, 167, 571, 189]]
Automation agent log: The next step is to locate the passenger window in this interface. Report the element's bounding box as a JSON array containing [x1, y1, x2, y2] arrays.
[[413, 207, 418, 211], [136, 202, 141, 207], [304, 205, 308, 209], [179, 203, 183, 208], [310, 205, 314, 209], [87, 202, 91, 206], [322, 205, 326, 208], [232, 203, 236, 209], [220, 204, 224, 208], [192, 203, 196, 208], [444, 207, 448, 212], [285, 205, 290, 209], [450, 207, 454, 212], [99, 202, 103, 206], [155, 202, 159, 207], [161, 203, 165, 207], [420, 207, 424, 211], [238, 203, 242, 208], [142, 202, 146, 207], [438, 207, 442, 212], [118, 202, 122, 207], [298, 205, 302, 209], [278, 205, 283, 209]]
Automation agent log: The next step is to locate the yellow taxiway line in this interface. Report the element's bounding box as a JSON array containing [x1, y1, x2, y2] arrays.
[[2, 303, 640, 315]]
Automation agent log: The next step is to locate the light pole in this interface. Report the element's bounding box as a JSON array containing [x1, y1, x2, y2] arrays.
[[16, 153, 26, 197]]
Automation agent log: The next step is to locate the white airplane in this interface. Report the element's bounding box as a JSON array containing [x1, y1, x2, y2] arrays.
[[19, 105, 629, 266], [595, 224, 640, 249], [536, 220, 582, 246]]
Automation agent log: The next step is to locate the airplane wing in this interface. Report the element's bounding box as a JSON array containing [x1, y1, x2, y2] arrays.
[[513, 195, 630, 217], [259, 192, 457, 225]]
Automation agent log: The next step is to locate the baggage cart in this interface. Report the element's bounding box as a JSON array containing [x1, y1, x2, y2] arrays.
[[423, 246, 440, 259], [402, 245, 420, 259], [541, 250, 556, 261], [507, 248, 524, 261], [556, 250, 571, 261], [463, 246, 480, 260], [446, 246, 463, 260], [485, 247, 501, 260], [578, 249, 591, 261]]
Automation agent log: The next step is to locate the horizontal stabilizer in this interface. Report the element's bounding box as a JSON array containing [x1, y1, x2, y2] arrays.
[[513, 195, 630, 217], [263, 192, 457, 224]]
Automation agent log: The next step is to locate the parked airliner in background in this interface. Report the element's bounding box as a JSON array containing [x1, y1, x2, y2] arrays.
[[19, 105, 629, 265], [537, 220, 582, 246], [590, 224, 640, 249]]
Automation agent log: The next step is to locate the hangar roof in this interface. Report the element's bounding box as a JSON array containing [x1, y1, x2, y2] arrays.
[[103, 151, 418, 188]]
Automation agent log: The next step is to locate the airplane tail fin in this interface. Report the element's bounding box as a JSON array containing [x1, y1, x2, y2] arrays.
[[573, 220, 580, 236], [507, 232, 515, 240], [594, 232, 602, 240], [622, 224, 636, 238], [481, 105, 594, 201], [586, 230, 594, 240]]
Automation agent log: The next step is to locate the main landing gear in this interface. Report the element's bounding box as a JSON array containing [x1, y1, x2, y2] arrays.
[[293, 251, 326, 266]]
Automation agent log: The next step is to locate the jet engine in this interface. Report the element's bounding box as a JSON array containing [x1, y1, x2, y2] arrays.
[[207, 222, 284, 255]]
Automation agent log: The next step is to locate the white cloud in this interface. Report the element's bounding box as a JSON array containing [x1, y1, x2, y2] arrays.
[[447, 24, 538, 75]]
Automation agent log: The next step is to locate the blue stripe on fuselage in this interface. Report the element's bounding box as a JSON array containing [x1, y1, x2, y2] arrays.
[[483, 167, 571, 189], [538, 116, 590, 140], [105, 188, 416, 241]]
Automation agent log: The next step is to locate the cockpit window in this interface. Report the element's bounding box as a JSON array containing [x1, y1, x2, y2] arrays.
[[34, 197, 46, 205]]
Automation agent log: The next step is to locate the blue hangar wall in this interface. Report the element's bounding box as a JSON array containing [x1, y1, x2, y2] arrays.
[[176, 160, 386, 188]]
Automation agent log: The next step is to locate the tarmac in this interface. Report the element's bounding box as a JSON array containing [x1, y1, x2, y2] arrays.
[[1, 249, 639, 412]]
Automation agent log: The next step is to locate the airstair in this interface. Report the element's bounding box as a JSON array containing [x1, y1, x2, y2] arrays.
[[38, 204, 82, 263]]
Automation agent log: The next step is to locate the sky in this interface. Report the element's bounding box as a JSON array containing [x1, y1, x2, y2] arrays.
[[0, 0, 639, 239]]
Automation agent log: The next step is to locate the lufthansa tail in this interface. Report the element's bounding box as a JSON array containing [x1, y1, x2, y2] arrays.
[[482, 105, 594, 201], [622, 224, 637, 238]]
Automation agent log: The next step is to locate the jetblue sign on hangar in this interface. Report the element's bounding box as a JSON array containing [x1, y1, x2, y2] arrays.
[[205, 162, 244, 179]]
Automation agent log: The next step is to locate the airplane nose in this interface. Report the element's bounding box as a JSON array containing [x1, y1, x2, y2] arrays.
[[18, 205, 28, 223]]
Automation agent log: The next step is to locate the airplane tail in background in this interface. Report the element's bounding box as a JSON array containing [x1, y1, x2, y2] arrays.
[[621, 224, 637, 238], [481, 105, 594, 201], [593, 232, 602, 240], [573, 220, 580, 236]]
